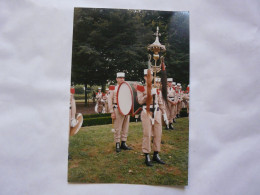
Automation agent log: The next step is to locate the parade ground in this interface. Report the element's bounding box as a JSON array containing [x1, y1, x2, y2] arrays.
[[68, 117, 189, 186]]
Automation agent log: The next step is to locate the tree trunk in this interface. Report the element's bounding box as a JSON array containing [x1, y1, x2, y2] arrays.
[[102, 82, 106, 93], [84, 83, 88, 107]]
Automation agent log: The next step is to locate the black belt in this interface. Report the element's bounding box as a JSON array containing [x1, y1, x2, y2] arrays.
[[142, 105, 159, 112]]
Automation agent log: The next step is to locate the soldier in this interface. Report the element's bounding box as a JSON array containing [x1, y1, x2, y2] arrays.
[[69, 86, 83, 136], [102, 88, 109, 113], [95, 88, 103, 113], [155, 77, 169, 131], [176, 83, 183, 118], [136, 69, 167, 166], [166, 78, 178, 130], [154, 77, 161, 88], [108, 72, 132, 153], [182, 85, 190, 116], [69, 86, 77, 128], [172, 81, 178, 122]]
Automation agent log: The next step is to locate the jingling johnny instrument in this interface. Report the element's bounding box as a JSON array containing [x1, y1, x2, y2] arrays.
[[116, 81, 142, 116]]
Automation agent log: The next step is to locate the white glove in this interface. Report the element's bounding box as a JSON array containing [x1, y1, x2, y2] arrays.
[[151, 88, 157, 95], [71, 118, 77, 127], [163, 113, 167, 121]]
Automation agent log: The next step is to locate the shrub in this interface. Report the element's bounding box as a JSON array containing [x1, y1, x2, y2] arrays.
[[83, 116, 112, 126], [75, 85, 85, 94], [180, 108, 188, 117], [74, 94, 85, 100], [83, 113, 110, 119], [82, 113, 141, 126]]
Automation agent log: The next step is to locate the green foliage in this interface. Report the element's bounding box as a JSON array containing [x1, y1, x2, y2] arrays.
[[74, 85, 85, 94], [180, 108, 188, 117], [74, 94, 85, 100], [82, 113, 138, 126], [83, 113, 110, 118], [71, 8, 189, 86], [83, 116, 111, 126], [68, 118, 189, 185]]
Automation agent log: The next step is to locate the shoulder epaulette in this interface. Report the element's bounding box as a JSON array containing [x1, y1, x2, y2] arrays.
[[136, 85, 145, 92], [96, 92, 98, 95], [70, 88, 75, 94], [156, 89, 160, 95], [109, 85, 115, 90]]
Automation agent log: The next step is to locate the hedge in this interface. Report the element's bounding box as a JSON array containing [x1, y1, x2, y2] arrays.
[[180, 108, 188, 117], [74, 85, 85, 94], [83, 116, 111, 127], [81, 109, 188, 127], [74, 94, 85, 100], [83, 113, 110, 119]]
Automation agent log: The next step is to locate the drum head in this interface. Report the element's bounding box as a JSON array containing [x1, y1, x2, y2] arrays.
[[117, 82, 133, 115]]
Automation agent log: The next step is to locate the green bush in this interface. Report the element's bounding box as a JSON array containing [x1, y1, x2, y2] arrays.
[[82, 113, 140, 126], [74, 94, 85, 100], [83, 116, 112, 126], [83, 113, 110, 119], [180, 108, 188, 117], [75, 85, 85, 94]]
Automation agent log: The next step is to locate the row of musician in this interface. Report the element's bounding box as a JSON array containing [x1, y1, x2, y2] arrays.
[[95, 78, 190, 124]]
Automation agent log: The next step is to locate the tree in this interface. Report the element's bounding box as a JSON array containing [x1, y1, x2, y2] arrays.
[[71, 8, 189, 99]]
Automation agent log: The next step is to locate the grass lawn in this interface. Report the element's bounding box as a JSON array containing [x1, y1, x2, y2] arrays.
[[68, 117, 189, 186]]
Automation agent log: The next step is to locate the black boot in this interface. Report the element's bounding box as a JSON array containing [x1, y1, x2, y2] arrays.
[[165, 125, 169, 130], [153, 151, 165, 164], [116, 142, 121, 153], [169, 123, 174, 130], [173, 119, 176, 123], [145, 153, 153, 166], [120, 141, 132, 150]]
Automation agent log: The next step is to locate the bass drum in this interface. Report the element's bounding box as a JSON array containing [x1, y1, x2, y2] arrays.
[[117, 81, 142, 116]]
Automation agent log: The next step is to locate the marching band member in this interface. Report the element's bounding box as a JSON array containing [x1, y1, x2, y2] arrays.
[[172, 82, 178, 123], [166, 78, 178, 130], [95, 88, 103, 113], [102, 88, 109, 113], [70, 86, 77, 128], [182, 85, 190, 116], [136, 69, 166, 166], [176, 83, 183, 118], [108, 72, 132, 153], [69, 86, 83, 136]]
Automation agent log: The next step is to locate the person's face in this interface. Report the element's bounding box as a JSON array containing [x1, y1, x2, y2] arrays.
[[98, 89, 101, 92], [156, 82, 161, 88], [116, 77, 125, 84], [168, 82, 172, 87]]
